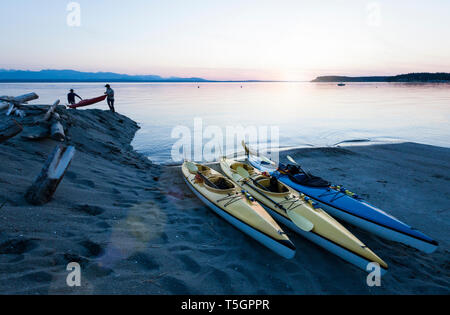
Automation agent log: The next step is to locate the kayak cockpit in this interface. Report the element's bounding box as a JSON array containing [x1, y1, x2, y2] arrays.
[[254, 177, 290, 196], [204, 175, 236, 194], [187, 164, 211, 176], [230, 162, 255, 174]]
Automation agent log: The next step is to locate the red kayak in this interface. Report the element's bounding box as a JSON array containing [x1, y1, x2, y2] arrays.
[[68, 95, 107, 109]]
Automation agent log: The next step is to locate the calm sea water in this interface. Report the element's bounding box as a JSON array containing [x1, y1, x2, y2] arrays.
[[1, 82, 449, 164]]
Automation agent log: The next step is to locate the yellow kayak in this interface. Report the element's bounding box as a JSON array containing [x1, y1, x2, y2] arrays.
[[181, 161, 296, 259], [220, 157, 388, 273]]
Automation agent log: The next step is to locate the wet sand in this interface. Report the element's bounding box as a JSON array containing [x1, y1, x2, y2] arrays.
[[0, 107, 449, 294]]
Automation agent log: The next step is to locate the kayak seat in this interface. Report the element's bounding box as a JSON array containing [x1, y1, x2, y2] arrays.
[[283, 164, 330, 187], [289, 173, 330, 188], [230, 163, 255, 174], [188, 164, 212, 175], [204, 175, 236, 194], [255, 178, 290, 195]]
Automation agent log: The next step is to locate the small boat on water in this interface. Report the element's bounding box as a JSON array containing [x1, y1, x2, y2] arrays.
[[337, 83, 346, 86]]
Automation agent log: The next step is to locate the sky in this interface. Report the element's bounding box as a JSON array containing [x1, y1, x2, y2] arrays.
[[0, 0, 449, 81]]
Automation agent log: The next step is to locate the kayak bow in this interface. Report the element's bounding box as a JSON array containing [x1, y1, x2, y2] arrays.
[[243, 142, 438, 254], [182, 161, 296, 259], [220, 157, 388, 274]]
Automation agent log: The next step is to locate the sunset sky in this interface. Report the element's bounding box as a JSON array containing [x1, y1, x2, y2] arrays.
[[1, 0, 449, 81]]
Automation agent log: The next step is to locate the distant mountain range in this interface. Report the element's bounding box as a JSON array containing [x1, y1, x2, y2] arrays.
[[312, 72, 450, 82], [1, 70, 448, 83], [0, 69, 211, 83]]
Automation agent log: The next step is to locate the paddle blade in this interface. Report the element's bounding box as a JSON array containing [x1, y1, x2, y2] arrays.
[[236, 166, 250, 179], [261, 156, 273, 164], [242, 140, 249, 154], [232, 173, 241, 182], [287, 211, 314, 232], [287, 155, 298, 165], [185, 161, 199, 173]]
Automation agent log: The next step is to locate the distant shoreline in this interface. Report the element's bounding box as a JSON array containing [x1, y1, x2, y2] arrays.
[[0, 69, 287, 83], [0, 80, 288, 83], [2, 70, 450, 83], [312, 72, 450, 83]]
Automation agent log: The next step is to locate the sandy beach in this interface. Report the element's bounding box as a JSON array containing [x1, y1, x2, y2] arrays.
[[0, 107, 449, 294]]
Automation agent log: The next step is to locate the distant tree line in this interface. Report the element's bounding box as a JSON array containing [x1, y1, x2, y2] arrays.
[[312, 73, 450, 82]]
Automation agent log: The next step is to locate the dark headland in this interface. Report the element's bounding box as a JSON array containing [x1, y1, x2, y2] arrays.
[[312, 72, 450, 83]]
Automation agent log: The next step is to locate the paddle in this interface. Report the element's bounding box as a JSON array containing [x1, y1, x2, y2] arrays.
[[236, 166, 270, 192], [236, 166, 314, 232], [242, 141, 276, 165], [287, 155, 312, 178], [242, 140, 257, 156], [185, 162, 220, 189]]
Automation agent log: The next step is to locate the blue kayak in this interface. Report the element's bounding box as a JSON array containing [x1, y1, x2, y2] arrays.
[[247, 154, 438, 254]]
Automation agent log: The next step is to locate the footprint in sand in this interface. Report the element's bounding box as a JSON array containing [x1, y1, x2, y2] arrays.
[[75, 179, 96, 188], [78, 240, 104, 258], [71, 204, 105, 216], [52, 253, 89, 268], [0, 238, 38, 255], [65, 171, 77, 180], [84, 264, 113, 278], [20, 271, 53, 283], [159, 276, 193, 294], [127, 252, 160, 270], [169, 244, 193, 252], [176, 254, 201, 274], [96, 221, 111, 229]]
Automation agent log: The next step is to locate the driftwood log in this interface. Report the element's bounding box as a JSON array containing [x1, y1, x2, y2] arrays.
[[43, 100, 60, 121], [50, 120, 65, 141], [2, 93, 39, 118], [0, 102, 9, 111], [0, 120, 23, 143], [25, 145, 76, 205], [0, 93, 39, 105]]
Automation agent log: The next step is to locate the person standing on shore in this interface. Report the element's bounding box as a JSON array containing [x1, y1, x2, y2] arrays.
[[104, 84, 115, 113], [67, 89, 83, 105]]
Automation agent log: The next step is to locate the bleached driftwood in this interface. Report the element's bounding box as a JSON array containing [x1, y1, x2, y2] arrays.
[[52, 112, 61, 121], [13, 93, 39, 104], [25, 145, 76, 205], [0, 93, 39, 105], [15, 110, 26, 118], [0, 102, 9, 111], [6, 104, 16, 116], [0, 120, 23, 143], [50, 120, 65, 141], [2, 93, 39, 118], [43, 100, 60, 121]]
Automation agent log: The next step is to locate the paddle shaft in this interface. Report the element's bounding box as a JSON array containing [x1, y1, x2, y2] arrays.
[[196, 171, 220, 189], [243, 142, 313, 179], [241, 177, 288, 213]]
